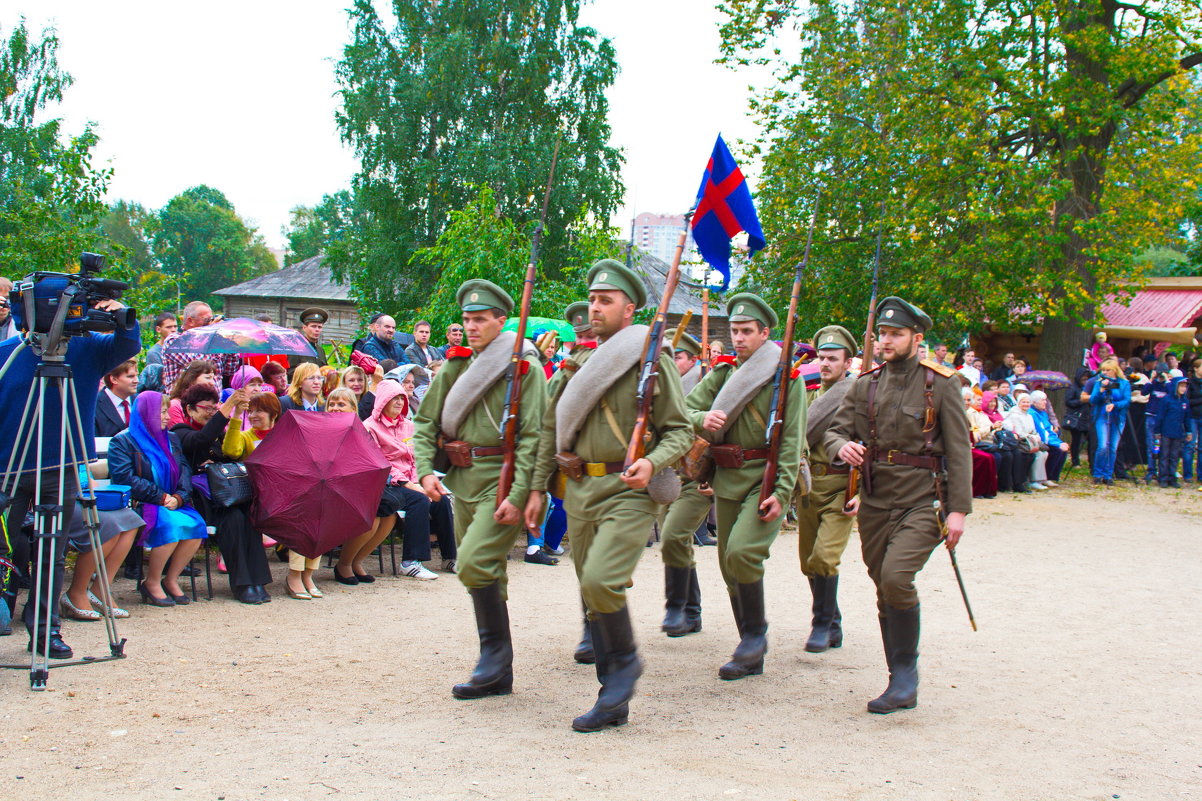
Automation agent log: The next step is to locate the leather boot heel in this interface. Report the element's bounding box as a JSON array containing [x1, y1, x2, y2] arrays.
[[452, 583, 514, 700], [572, 702, 629, 732], [453, 672, 513, 699], [718, 657, 763, 680]]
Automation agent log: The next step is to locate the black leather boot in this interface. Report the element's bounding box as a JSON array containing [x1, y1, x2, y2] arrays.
[[452, 583, 513, 699], [805, 575, 842, 653], [572, 607, 642, 732], [719, 580, 766, 680], [683, 567, 702, 633], [574, 598, 595, 664], [867, 604, 919, 714], [662, 565, 695, 637]]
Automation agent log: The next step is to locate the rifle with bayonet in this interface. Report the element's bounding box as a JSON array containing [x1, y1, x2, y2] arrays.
[[624, 211, 691, 471], [497, 139, 560, 508], [758, 197, 820, 515]]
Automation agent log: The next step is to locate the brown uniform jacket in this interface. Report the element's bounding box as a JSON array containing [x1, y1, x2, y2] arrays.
[[824, 353, 972, 514]]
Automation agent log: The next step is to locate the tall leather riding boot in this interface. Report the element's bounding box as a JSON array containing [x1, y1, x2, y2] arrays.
[[719, 580, 767, 680], [805, 575, 842, 653], [662, 565, 698, 637], [867, 604, 920, 714], [451, 583, 513, 699], [684, 568, 703, 632], [572, 606, 642, 732], [574, 597, 595, 664]]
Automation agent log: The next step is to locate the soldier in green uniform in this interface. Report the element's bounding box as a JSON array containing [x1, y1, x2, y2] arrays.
[[288, 306, 329, 379], [413, 279, 546, 701], [658, 328, 709, 637], [564, 300, 594, 346], [825, 297, 971, 714], [795, 324, 858, 653], [685, 293, 807, 680], [528, 259, 693, 732]]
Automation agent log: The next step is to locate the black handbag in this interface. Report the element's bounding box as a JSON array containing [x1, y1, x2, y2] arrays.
[[1062, 410, 1083, 431], [206, 462, 253, 508]]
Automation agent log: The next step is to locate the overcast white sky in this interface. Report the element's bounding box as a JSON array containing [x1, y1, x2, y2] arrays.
[[5, 1, 773, 251]]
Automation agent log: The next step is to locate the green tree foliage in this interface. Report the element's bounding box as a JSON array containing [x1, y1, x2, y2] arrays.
[[719, 0, 1202, 371], [409, 184, 617, 334], [151, 185, 277, 308], [333, 0, 624, 314], [0, 21, 111, 274], [92, 200, 176, 320]]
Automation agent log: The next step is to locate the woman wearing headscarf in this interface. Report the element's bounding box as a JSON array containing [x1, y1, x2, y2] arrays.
[[362, 378, 455, 580], [108, 391, 208, 606], [219, 365, 265, 428], [1089, 358, 1131, 485], [962, 388, 998, 498], [980, 391, 1021, 493], [1003, 393, 1049, 491]]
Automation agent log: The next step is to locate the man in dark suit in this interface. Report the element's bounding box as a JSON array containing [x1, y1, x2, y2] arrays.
[[94, 359, 139, 438]]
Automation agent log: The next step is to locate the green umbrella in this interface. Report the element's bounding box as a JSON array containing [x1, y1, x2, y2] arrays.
[[502, 316, 577, 343]]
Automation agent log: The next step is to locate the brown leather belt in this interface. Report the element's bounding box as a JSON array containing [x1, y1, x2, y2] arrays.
[[810, 462, 850, 477], [584, 461, 626, 477], [871, 449, 942, 470], [742, 448, 770, 460], [467, 445, 505, 458]]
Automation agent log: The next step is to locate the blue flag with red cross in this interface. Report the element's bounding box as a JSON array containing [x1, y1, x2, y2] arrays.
[[691, 135, 766, 290]]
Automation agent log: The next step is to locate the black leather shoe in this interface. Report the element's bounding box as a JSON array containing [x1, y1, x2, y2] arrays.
[[178, 565, 201, 577], [27, 634, 73, 659], [255, 585, 272, 603], [138, 582, 175, 607], [524, 550, 558, 565], [353, 572, 375, 584], [234, 586, 261, 605], [333, 568, 360, 586]]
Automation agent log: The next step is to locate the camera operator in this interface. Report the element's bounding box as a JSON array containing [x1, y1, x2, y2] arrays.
[[0, 277, 16, 341], [0, 297, 141, 658]]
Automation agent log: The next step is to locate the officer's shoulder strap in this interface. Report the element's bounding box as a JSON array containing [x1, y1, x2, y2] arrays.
[[920, 358, 957, 379]]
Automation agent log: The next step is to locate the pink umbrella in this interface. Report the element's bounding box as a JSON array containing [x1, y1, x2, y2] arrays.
[[245, 411, 390, 558], [164, 317, 317, 357]]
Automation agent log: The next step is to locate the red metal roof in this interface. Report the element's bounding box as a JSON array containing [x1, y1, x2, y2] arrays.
[[1101, 289, 1202, 328]]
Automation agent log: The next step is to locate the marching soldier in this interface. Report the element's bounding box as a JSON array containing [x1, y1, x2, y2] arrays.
[[658, 329, 709, 637], [795, 325, 858, 653], [528, 259, 693, 732], [413, 279, 547, 700], [825, 297, 971, 714], [685, 293, 806, 680], [564, 300, 595, 348], [289, 306, 329, 378]]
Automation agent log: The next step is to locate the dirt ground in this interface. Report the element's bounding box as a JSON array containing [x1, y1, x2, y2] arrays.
[[3, 476, 1200, 801]]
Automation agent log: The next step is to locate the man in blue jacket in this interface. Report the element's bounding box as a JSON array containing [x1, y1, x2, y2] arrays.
[[1, 300, 141, 658], [1155, 376, 1191, 488]]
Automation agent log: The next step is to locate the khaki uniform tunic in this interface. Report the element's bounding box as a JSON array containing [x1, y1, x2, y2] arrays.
[[824, 353, 972, 610], [684, 357, 807, 591], [795, 380, 854, 577], [532, 344, 692, 614], [413, 344, 546, 598]]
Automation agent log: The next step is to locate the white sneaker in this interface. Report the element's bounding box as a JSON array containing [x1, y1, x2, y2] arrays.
[[401, 562, 438, 580], [1029, 482, 1048, 491], [1042, 480, 1058, 488], [442, 559, 457, 574]]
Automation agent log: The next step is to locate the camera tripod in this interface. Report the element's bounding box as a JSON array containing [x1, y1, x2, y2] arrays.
[[0, 333, 127, 690]]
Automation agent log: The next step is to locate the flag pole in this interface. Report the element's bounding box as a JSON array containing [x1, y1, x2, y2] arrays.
[[700, 285, 711, 376]]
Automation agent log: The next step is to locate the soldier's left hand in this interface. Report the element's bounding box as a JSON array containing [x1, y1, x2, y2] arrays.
[[945, 512, 966, 550], [757, 495, 782, 522], [621, 458, 654, 489], [494, 499, 522, 526]]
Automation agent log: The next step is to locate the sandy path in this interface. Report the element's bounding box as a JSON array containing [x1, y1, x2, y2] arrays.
[[3, 481, 1200, 800]]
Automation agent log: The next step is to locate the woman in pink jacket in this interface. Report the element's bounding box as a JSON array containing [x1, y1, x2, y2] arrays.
[[361, 379, 455, 581]]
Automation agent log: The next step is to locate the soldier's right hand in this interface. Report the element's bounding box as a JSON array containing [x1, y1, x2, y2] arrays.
[[702, 410, 728, 432], [837, 441, 866, 466], [523, 491, 545, 532], [420, 474, 446, 502]]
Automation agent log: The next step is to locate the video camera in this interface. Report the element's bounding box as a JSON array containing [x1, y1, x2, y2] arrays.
[[8, 252, 136, 337]]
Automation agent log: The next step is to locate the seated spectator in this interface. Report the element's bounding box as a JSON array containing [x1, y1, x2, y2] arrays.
[[339, 364, 383, 420], [995, 379, 1017, 412], [363, 379, 455, 580], [1029, 390, 1069, 486], [59, 489, 142, 622], [1004, 393, 1049, 491], [320, 365, 341, 398], [167, 359, 219, 427], [260, 361, 288, 396], [325, 387, 359, 414], [138, 363, 165, 394], [171, 384, 273, 604], [360, 313, 409, 364], [536, 331, 561, 378], [980, 391, 1026, 492], [144, 311, 178, 366], [221, 365, 266, 427], [383, 364, 425, 416], [961, 388, 997, 498], [161, 301, 240, 391], [280, 362, 326, 412], [222, 392, 282, 459], [989, 352, 1016, 382], [95, 359, 139, 437], [1090, 358, 1130, 485], [108, 392, 208, 607]]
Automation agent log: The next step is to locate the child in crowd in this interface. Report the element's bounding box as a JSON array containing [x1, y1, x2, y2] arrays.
[[1155, 375, 1191, 488]]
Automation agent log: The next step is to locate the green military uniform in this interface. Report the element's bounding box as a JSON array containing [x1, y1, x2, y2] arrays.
[[794, 324, 857, 654], [824, 296, 972, 714], [288, 306, 328, 379], [412, 279, 546, 701], [532, 259, 693, 731], [657, 328, 708, 637], [684, 293, 807, 680]]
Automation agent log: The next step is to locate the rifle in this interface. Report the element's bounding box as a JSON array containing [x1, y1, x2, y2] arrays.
[[497, 139, 560, 508], [843, 203, 886, 513], [672, 311, 693, 349], [625, 212, 691, 471], [758, 198, 820, 514]]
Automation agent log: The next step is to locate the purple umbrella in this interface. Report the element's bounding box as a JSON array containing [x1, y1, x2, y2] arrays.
[[163, 317, 318, 357], [245, 411, 390, 558], [1018, 370, 1072, 391]]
